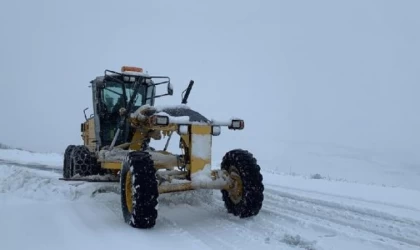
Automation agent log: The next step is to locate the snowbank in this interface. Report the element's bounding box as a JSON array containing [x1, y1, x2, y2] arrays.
[[253, 142, 420, 191], [263, 171, 420, 221], [0, 148, 63, 168]]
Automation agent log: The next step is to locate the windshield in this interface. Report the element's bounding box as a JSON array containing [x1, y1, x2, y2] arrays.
[[102, 81, 153, 114]]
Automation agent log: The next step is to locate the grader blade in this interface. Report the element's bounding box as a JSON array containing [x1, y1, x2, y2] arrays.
[[59, 178, 118, 182]]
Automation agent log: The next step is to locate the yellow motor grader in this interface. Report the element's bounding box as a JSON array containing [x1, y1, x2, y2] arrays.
[[62, 66, 264, 228]]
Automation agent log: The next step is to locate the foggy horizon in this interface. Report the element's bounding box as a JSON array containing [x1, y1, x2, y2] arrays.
[[0, 0, 419, 162]]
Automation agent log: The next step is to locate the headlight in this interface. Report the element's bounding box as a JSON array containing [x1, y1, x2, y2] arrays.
[[229, 119, 244, 130], [123, 76, 136, 82], [150, 115, 169, 126]]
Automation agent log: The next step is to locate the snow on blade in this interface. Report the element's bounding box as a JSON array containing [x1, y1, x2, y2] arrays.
[[0, 165, 118, 201], [70, 174, 119, 181]]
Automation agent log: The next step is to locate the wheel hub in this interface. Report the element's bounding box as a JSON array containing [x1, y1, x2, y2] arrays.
[[228, 166, 243, 204], [125, 171, 133, 213]]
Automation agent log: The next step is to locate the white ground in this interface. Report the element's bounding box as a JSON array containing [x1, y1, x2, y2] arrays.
[[1, 146, 420, 250]]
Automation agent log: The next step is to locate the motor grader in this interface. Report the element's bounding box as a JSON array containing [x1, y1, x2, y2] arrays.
[[62, 66, 264, 229]]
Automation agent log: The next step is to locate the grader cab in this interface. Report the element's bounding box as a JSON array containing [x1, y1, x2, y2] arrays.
[[62, 66, 264, 229]]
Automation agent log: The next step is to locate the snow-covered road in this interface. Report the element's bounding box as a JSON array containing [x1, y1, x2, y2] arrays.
[[1, 149, 420, 250]]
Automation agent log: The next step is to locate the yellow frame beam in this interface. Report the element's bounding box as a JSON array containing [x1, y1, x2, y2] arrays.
[[102, 162, 122, 170]]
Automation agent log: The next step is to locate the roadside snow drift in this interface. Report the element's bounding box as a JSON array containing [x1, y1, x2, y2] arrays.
[[0, 147, 62, 168]]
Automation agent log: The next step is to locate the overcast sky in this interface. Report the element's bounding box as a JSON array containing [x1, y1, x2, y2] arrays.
[[0, 0, 419, 163]]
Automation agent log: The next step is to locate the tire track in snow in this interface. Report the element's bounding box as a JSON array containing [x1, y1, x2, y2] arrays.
[[0, 159, 62, 174], [159, 209, 240, 250], [206, 194, 403, 250], [199, 196, 319, 250], [150, 192, 314, 250], [263, 199, 420, 248], [158, 200, 268, 249], [265, 188, 420, 226], [267, 183, 420, 213], [263, 188, 420, 248], [95, 189, 293, 249], [259, 205, 404, 250]]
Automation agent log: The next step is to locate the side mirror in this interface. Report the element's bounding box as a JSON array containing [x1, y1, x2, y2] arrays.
[[83, 107, 89, 121], [148, 77, 173, 99], [167, 82, 174, 96]]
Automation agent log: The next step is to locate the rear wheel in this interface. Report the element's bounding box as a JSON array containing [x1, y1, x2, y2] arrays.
[[221, 149, 264, 218], [63, 145, 75, 178], [120, 151, 159, 229], [70, 145, 99, 177]]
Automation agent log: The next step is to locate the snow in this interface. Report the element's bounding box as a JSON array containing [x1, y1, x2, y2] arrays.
[[254, 142, 420, 191], [263, 172, 420, 215], [71, 173, 120, 181], [106, 70, 151, 78], [131, 104, 191, 119], [191, 134, 211, 159], [120, 71, 150, 77], [191, 164, 229, 189], [147, 150, 179, 167], [211, 125, 221, 135], [155, 111, 192, 124], [98, 147, 129, 162], [178, 124, 189, 134], [154, 104, 191, 111], [1, 146, 420, 250], [130, 104, 242, 127], [130, 104, 152, 120], [131, 105, 192, 123], [0, 148, 62, 168]]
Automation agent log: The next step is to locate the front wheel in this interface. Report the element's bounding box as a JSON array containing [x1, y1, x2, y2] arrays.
[[221, 149, 264, 218], [63, 145, 75, 178], [70, 145, 99, 177], [120, 151, 159, 229]]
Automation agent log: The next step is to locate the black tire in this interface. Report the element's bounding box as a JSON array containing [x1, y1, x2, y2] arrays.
[[70, 145, 100, 177], [221, 149, 264, 218], [120, 151, 159, 229], [63, 145, 75, 178]]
